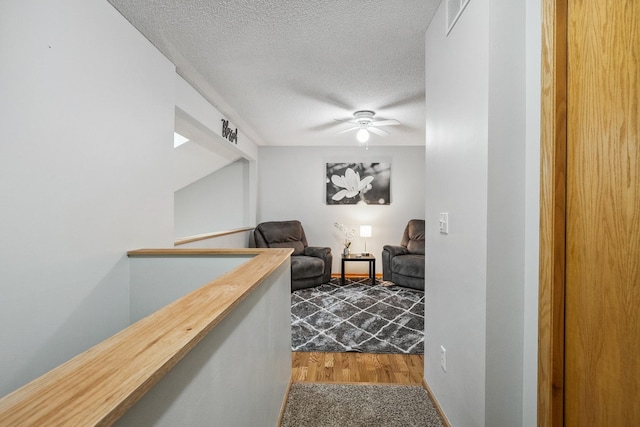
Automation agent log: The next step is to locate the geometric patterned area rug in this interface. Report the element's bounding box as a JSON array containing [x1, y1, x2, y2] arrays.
[[291, 277, 424, 354]]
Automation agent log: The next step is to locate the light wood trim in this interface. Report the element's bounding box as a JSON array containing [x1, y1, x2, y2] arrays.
[[0, 248, 292, 426], [276, 375, 293, 427], [173, 226, 254, 246], [128, 247, 267, 256], [538, 0, 567, 425], [422, 378, 452, 427]]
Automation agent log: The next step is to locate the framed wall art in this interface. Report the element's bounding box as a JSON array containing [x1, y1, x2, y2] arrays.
[[326, 162, 391, 205]]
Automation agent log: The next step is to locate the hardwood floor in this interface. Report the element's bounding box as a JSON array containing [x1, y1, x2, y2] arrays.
[[292, 352, 424, 385], [292, 276, 424, 386]]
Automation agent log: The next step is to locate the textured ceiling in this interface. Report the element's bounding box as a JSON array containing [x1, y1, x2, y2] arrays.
[[107, 0, 441, 147]]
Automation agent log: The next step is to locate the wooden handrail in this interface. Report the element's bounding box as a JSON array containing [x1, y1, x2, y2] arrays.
[[174, 226, 254, 246], [0, 248, 292, 426]]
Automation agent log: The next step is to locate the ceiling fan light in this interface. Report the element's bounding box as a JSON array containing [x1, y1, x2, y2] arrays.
[[356, 128, 370, 143]]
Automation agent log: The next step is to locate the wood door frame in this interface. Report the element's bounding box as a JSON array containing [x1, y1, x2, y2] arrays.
[[538, 0, 568, 425]]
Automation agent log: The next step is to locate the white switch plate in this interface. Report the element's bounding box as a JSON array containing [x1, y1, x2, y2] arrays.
[[440, 345, 447, 372], [439, 213, 449, 234]]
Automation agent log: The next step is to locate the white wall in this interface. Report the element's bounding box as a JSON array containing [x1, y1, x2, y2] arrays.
[[424, 0, 539, 426], [0, 0, 175, 396], [485, 0, 527, 424], [129, 255, 251, 322], [174, 75, 258, 163], [523, 0, 541, 425], [176, 231, 253, 249], [257, 146, 425, 274], [174, 74, 258, 227], [119, 259, 291, 427], [425, 1, 490, 425], [174, 159, 250, 238]]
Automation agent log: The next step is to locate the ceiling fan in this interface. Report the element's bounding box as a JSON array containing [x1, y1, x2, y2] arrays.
[[335, 110, 400, 143]]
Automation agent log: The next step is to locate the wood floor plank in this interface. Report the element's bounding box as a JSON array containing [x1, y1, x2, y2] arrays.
[[292, 352, 424, 385]]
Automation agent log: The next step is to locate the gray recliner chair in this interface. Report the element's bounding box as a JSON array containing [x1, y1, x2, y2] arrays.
[[382, 219, 425, 291], [253, 220, 332, 291]]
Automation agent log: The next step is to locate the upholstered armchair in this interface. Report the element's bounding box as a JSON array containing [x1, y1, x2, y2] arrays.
[[382, 219, 425, 291], [253, 220, 332, 291]]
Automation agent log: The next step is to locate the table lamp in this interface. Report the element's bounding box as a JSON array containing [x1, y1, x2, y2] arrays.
[[360, 225, 372, 255]]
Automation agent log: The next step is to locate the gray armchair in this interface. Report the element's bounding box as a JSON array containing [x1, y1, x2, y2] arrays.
[[254, 220, 332, 291], [382, 219, 425, 291]]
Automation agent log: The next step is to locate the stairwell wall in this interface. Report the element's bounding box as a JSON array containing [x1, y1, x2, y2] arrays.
[[0, 0, 175, 396]]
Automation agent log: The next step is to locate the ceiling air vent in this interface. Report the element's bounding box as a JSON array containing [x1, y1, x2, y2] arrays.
[[446, 0, 471, 35]]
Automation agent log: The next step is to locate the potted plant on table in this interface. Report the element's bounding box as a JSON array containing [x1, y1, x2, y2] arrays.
[[334, 222, 355, 256]]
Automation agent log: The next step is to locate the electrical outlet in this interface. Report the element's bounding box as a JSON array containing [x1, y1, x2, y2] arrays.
[[440, 346, 447, 372]]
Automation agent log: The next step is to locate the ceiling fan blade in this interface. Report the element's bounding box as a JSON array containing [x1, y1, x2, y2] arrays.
[[378, 91, 425, 110], [371, 119, 400, 127], [336, 126, 359, 135], [334, 118, 358, 124], [368, 127, 389, 136]]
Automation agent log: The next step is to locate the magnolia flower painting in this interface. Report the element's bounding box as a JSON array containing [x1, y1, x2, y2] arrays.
[[331, 168, 374, 201], [326, 162, 391, 205]]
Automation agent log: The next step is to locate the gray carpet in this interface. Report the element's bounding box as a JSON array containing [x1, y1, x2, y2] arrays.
[[280, 383, 444, 427], [291, 277, 424, 354]]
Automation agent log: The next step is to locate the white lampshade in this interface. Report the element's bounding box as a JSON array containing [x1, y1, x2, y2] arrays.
[[360, 225, 372, 238]]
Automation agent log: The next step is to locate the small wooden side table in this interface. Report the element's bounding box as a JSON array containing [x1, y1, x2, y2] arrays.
[[341, 253, 376, 286]]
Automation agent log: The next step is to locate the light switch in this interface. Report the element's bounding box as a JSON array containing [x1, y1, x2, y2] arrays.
[[439, 213, 449, 234]]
